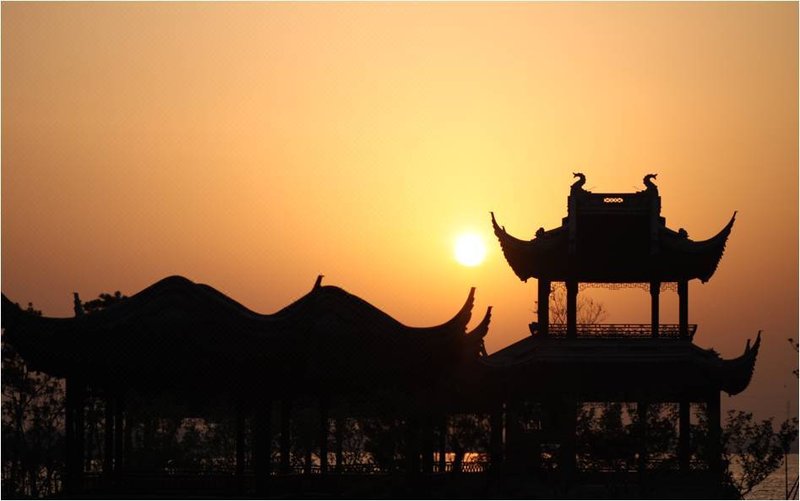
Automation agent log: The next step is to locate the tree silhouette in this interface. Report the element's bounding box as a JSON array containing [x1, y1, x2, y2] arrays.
[[721, 410, 798, 497], [80, 291, 126, 314], [2, 293, 130, 498], [2, 303, 65, 498], [547, 287, 608, 325]]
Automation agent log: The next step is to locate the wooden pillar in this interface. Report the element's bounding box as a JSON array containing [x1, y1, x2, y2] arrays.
[[566, 281, 578, 339], [650, 282, 660, 338], [334, 417, 344, 473], [421, 416, 434, 474], [253, 398, 272, 496], [537, 279, 551, 336], [637, 401, 649, 475], [113, 394, 124, 476], [406, 417, 421, 475], [75, 388, 85, 485], [65, 377, 85, 496], [490, 405, 504, 470], [279, 399, 292, 474], [438, 419, 447, 473], [64, 378, 74, 494], [235, 402, 246, 482], [103, 393, 114, 478], [678, 280, 689, 339], [123, 408, 132, 469], [679, 399, 691, 473], [319, 397, 329, 475], [561, 398, 577, 480], [505, 403, 523, 470], [304, 435, 312, 476], [708, 392, 722, 481]]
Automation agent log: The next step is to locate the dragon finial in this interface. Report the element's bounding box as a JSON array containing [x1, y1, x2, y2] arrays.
[[644, 173, 658, 191], [571, 172, 586, 191]]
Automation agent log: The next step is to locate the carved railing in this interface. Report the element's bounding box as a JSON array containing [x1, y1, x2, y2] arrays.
[[532, 323, 697, 340]]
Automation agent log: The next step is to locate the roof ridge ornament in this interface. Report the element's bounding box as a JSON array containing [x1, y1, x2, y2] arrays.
[[644, 173, 658, 192], [313, 275, 324, 290], [571, 172, 587, 193]]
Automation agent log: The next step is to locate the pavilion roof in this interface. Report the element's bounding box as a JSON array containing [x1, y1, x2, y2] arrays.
[[1, 275, 491, 398], [491, 174, 735, 283], [484, 333, 760, 399]]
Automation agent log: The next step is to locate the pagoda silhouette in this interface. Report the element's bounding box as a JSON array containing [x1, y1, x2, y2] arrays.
[[1, 174, 759, 498], [489, 173, 758, 497]]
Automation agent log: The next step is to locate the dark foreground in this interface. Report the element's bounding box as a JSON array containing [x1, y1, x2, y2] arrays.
[[70, 471, 739, 500]]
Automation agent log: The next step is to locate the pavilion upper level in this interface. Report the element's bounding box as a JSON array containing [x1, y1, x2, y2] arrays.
[[491, 174, 737, 340], [491, 173, 736, 284]]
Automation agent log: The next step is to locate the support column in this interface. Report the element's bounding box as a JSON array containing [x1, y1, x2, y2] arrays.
[[123, 408, 132, 469], [505, 403, 524, 471], [280, 399, 292, 474], [637, 401, 649, 475], [406, 417, 421, 475], [561, 398, 577, 481], [679, 399, 691, 473], [65, 377, 86, 496], [254, 398, 272, 496], [490, 405, 504, 470], [537, 279, 551, 336], [437, 418, 447, 473], [304, 435, 312, 476], [113, 394, 124, 476], [235, 401, 246, 484], [75, 386, 85, 487], [319, 397, 329, 475], [650, 282, 660, 338], [334, 417, 344, 473], [421, 416, 434, 474], [708, 392, 722, 481], [566, 281, 578, 339], [678, 280, 689, 339], [64, 378, 74, 494], [103, 393, 114, 478]]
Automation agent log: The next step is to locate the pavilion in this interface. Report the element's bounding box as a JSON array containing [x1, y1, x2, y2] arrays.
[[487, 173, 758, 495]]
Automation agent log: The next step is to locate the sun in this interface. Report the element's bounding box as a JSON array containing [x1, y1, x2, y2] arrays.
[[454, 233, 487, 267]]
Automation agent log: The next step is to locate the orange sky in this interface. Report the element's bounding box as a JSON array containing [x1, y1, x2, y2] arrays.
[[2, 3, 797, 421]]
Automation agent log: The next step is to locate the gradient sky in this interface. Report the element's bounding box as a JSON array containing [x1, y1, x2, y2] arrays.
[[3, 2, 797, 421]]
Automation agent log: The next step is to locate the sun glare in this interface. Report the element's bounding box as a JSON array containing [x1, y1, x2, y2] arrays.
[[454, 233, 487, 267]]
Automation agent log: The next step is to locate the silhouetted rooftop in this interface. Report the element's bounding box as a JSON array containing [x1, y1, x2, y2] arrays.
[[492, 174, 735, 283], [1, 275, 490, 400], [485, 333, 760, 398]]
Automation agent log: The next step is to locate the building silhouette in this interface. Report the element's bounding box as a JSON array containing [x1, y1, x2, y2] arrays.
[[1, 174, 759, 498]]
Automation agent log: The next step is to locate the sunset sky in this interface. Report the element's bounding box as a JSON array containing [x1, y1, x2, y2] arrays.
[[2, 3, 797, 421]]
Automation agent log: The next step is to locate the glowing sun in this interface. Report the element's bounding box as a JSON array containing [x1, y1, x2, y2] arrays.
[[454, 233, 487, 267]]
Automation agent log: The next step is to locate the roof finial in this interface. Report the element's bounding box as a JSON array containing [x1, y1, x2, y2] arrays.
[[313, 275, 324, 290], [571, 172, 586, 191], [644, 173, 658, 191]]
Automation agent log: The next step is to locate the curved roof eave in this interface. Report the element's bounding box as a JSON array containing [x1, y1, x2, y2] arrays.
[[406, 287, 475, 337], [662, 212, 736, 283], [465, 306, 492, 341], [491, 211, 557, 282], [719, 331, 761, 396]]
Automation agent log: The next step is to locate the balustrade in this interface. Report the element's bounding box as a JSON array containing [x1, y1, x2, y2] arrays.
[[530, 323, 697, 340]]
